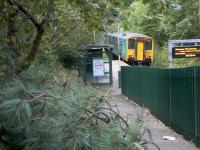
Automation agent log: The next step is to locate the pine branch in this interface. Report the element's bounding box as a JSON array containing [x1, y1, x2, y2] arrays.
[[26, 93, 47, 102], [0, 72, 156, 149], [31, 117, 46, 122], [24, 90, 35, 98]]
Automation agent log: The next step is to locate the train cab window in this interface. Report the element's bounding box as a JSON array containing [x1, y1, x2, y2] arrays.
[[128, 39, 136, 49], [145, 39, 152, 50]]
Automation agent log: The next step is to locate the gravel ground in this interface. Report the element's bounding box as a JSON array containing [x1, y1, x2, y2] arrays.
[[106, 60, 199, 150]]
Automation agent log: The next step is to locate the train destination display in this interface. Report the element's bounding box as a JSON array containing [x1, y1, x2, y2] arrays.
[[172, 46, 200, 58]]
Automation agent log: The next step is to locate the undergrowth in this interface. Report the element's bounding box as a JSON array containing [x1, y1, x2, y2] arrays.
[[0, 64, 159, 150]]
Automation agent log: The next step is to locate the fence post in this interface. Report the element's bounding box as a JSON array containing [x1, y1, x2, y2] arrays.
[[153, 68, 156, 114], [118, 71, 121, 88], [169, 69, 172, 127], [194, 66, 197, 142], [109, 48, 113, 85]]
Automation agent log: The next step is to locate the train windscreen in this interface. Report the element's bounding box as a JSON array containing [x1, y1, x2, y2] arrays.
[[128, 39, 136, 49], [145, 39, 152, 50]]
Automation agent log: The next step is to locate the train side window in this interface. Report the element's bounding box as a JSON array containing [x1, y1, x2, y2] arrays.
[[109, 36, 113, 42], [128, 39, 136, 49], [114, 37, 118, 45], [145, 39, 152, 50]]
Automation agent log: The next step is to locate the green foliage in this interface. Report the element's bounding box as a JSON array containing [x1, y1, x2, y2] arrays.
[[0, 65, 154, 149], [169, 0, 200, 39], [153, 45, 168, 68], [120, 0, 173, 44], [120, 0, 200, 68], [121, 1, 148, 33]]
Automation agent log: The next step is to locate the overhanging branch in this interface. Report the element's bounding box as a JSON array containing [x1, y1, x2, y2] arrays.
[[8, 0, 41, 29], [50, 23, 78, 48]]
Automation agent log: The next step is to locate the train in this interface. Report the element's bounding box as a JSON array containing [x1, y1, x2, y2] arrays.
[[107, 32, 154, 65]]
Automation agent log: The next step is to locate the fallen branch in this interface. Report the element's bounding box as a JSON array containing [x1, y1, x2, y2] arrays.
[[85, 109, 110, 124], [24, 90, 35, 98], [98, 107, 129, 128], [26, 93, 47, 102]]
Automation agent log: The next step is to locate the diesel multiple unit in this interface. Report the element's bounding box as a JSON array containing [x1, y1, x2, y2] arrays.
[[107, 32, 154, 65]]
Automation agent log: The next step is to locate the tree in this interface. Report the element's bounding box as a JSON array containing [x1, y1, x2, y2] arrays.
[[120, 0, 200, 67], [0, 0, 133, 76]]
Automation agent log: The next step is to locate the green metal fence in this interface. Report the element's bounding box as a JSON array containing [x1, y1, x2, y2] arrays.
[[121, 66, 200, 147], [196, 67, 200, 145]]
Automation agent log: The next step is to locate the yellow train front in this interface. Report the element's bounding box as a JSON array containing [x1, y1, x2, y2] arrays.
[[107, 32, 154, 66]]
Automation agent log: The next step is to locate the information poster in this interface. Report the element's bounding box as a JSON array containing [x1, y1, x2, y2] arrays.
[[93, 59, 104, 76]]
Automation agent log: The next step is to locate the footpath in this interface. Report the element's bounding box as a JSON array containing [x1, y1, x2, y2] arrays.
[[107, 60, 198, 150]]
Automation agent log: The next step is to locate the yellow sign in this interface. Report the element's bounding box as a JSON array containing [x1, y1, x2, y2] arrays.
[[172, 46, 200, 58]]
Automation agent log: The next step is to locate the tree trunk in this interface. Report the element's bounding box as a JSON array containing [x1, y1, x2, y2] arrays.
[[16, 27, 45, 73], [7, 11, 18, 55], [27, 28, 45, 62], [7, 0, 50, 73]]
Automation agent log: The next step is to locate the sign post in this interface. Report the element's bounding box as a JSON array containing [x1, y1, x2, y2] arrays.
[[118, 23, 120, 70]]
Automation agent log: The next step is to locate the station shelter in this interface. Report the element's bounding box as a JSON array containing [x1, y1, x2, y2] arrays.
[[81, 45, 113, 85]]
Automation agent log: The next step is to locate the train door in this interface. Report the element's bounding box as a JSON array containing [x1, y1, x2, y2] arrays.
[[136, 41, 144, 61]]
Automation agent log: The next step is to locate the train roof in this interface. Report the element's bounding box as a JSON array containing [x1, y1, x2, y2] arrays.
[[107, 32, 151, 39], [84, 45, 113, 50]]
